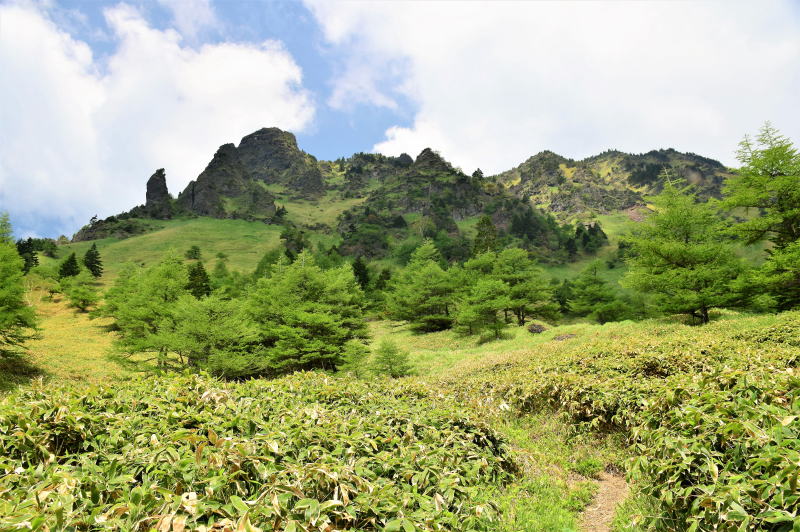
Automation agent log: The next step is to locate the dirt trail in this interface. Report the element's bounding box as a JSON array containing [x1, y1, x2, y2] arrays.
[[579, 472, 629, 532]]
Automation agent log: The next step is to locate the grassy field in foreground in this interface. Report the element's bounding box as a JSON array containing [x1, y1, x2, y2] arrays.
[[4, 289, 799, 530]]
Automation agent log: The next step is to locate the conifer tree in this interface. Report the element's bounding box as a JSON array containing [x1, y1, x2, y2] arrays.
[[187, 262, 211, 298], [82, 243, 103, 277], [371, 339, 413, 378], [103, 254, 189, 368], [386, 241, 455, 331], [725, 123, 800, 249], [624, 179, 743, 323], [492, 248, 559, 325], [170, 294, 260, 376], [15, 238, 38, 274], [58, 252, 81, 278], [0, 213, 12, 243], [455, 278, 510, 339], [0, 232, 37, 355], [473, 215, 498, 255], [245, 251, 368, 375], [352, 256, 370, 290], [569, 261, 623, 323], [724, 124, 800, 309], [185, 245, 202, 260], [62, 271, 99, 312]]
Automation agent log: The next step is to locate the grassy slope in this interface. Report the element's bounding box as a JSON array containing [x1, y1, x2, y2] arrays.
[[43, 218, 284, 280]]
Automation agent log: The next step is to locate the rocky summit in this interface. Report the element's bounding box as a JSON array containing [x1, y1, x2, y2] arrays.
[[144, 169, 172, 219], [177, 143, 276, 221], [73, 125, 734, 264]]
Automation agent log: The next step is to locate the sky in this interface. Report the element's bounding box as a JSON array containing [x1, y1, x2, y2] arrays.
[[1, 0, 799, 238]]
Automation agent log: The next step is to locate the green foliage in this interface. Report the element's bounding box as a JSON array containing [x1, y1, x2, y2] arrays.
[[0, 213, 12, 243], [351, 256, 369, 290], [624, 179, 743, 323], [722, 126, 800, 310], [0, 238, 37, 355], [186, 261, 211, 298], [82, 243, 103, 277], [101, 254, 189, 368], [748, 240, 800, 310], [62, 271, 100, 312], [58, 252, 81, 278], [15, 238, 39, 273], [725, 123, 800, 249], [371, 339, 413, 378], [169, 295, 260, 376], [569, 262, 626, 323], [473, 215, 497, 255], [491, 248, 559, 325], [455, 278, 510, 339], [253, 247, 283, 279], [245, 251, 368, 375], [0, 373, 517, 530], [441, 311, 800, 530], [185, 244, 202, 260], [633, 370, 800, 531], [386, 241, 455, 332]]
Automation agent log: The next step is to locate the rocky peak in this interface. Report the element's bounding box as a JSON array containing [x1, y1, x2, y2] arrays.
[[236, 127, 324, 197], [176, 143, 276, 220], [238, 128, 300, 172], [414, 148, 452, 172], [144, 168, 172, 219]]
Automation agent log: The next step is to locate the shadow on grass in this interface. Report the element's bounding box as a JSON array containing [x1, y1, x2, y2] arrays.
[[0, 353, 47, 393]]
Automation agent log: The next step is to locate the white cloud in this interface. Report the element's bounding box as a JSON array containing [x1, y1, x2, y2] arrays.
[[156, 0, 217, 40], [305, 0, 800, 174], [0, 2, 314, 237]]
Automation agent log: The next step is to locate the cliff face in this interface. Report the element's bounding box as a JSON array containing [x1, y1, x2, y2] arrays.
[[144, 169, 173, 219], [237, 128, 324, 198], [177, 144, 276, 221]]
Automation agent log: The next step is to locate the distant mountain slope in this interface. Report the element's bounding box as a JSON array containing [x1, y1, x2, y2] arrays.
[[69, 126, 733, 265], [494, 148, 731, 218]]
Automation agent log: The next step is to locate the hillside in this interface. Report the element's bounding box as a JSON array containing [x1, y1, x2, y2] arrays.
[[68, 127, 733, 266], [494, 149, 731, 219]]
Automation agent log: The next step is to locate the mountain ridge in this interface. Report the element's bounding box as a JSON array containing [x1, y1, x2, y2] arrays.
[[71, 126, 731, 264]]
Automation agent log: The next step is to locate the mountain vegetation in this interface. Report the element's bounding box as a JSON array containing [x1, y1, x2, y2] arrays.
[[1, 123, 799, 530]]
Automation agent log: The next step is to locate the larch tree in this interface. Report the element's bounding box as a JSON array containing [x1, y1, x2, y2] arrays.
[[624, 179, 743, 324], [724, 124, 800, 309], [0, 224, 37, 355], [386, 241, 456, 331]]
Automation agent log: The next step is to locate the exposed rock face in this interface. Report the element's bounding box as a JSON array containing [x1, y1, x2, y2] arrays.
[[144, 169, 173, 219], [237, 127, 324, 198], [177, 144, 276, 220], [414, 148, 453, 173]]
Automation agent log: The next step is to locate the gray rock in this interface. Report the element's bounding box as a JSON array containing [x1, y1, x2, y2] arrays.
[[144, 169, 173, 219], [237, 127, 324, 198]]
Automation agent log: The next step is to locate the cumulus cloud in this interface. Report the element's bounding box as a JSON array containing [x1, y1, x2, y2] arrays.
[[305, 1, 800, 174], [0, 2, 313, 237], [156, 0, 217, 40]]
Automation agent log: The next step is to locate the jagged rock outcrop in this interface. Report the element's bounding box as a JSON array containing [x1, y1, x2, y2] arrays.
[[144, 169, 173, 219], [237, 127, 324, 198], [414, 148, 453, 173], [177, 144, 276, 220]]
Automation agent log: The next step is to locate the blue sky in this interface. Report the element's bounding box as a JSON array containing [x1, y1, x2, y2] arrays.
[[49, 0, 416, 160], [1, 0, 799, 238]]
